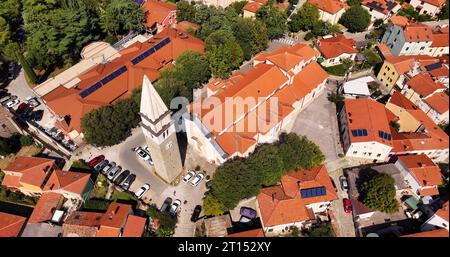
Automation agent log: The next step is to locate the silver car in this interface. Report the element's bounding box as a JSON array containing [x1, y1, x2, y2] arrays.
[[102, 161, 116, 174], [107, 165, 122, 180]]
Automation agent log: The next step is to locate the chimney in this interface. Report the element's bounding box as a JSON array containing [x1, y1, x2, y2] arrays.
[[418, 162, 424, 167], [297, 181, 301, 188], [271, 193, 276, 202]]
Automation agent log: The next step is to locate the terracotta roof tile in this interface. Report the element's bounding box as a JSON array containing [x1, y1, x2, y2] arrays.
[[0, 212, 27, 237], [43, 170, 92, 196], [244, 1, 265, 13], [122, 215, 147, 237], [421, 0, 446, 6], [431, 31, 449, 47], [436, 201, 449, 223], [423, 92, 449, 114], [99, 202, 132, 229], [228, 228, 265, 237], [317, 35, 357, 59], [406, 74, 445, 97], [398, 154, 442, 187], [28, 192, 64, 224], [1, 174, 22, 189], [4, 156, 56, 189], [309, 0, 348, 14], [403, 23, 433, 43], [390, 15, 409, 27], [402, 228, 448, 237], [258, 165, 337, 227], [142, 0, 176, 28]]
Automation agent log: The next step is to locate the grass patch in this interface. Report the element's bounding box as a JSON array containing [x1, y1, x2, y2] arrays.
[[82, 198, 111, 212], [91, 174, 109, 199], [323, 64, 348, 76], [0, 186, 39, 206], [110, 189, 138, 207], [304, 222, 335, 237], [70, 160, 91, 172]]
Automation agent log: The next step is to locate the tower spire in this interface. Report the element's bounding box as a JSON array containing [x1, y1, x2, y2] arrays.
[[140, 75, 169, 122]]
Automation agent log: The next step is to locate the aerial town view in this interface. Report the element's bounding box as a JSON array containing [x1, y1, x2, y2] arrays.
[[0, 0, 448, 244]]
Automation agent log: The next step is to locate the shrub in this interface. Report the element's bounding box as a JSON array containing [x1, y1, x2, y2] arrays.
[[20, 135, 34, 146], [304, 32, 315, 41]]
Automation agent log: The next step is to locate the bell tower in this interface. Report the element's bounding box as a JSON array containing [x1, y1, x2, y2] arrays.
[[139, 75, 183, 183]]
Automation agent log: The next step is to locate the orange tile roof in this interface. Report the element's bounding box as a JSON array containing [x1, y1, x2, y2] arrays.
[[385, 55, 439, 75], [99, 202, 132, 229], [436, 201, 449, 223], [390, 15, 409, 27], [28, 192, 64, 224], [388, 92, 449, 152], [0, 212, 27, 237], [42, 28, 204, 134], [406, 73, 446, 97], [309, 0, 348, 14], [244, 1, 265, 13], [419, 187, 440, 196], [1, 174, 22, 189], [3, 156, 55, 189], [431, 31, 449, 47], [317, 35, 357, 59], [122, 215, 147, 237], [397, 154, 442, 187], [421, 0, 446, 6], [64, 211, 103, 227], [43, 170, 92, 196], [344, 98, 393, 146], [258, 165, 337, 227], [142, 0, 176, 28], [423, 92, 449, 114], [403, 23, 433, 43], [96, 226, 121, 237], [362, 0, 399, 15], [228, 228, 265, 237], [402, 228, 449, 237]]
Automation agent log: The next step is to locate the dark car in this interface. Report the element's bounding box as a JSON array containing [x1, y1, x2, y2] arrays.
[[240, 207, 257, 219], [205, 180, 213, 190], [114, 170, 130, 185], [191, 205, 202, 222], [30, 110, 44, 122], [16, 102, 29, 114], [160, 197, 172, 213], [343, 198, 352, 213], [121, 174, 136, 191], [88, 155, 105, 167], [94, 160, 109, 173]]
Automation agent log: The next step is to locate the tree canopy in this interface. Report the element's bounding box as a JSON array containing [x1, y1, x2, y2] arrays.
[[231, 18, 268, 60], [100, 0, 145, 36], [360, 173, 400, 213], [289, 2, 319, 32], [339, 6, 371, 32], [206, 133, 325, 211], [256, 4, 288, 39], [205, 30, 244, 79]]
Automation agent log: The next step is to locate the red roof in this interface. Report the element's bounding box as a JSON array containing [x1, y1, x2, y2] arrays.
[[3, 156, 55, 189], [317, 35, 357, 59], [309, 0, 348, 14], [43, 28, 204, 134], [257, 165, 337, 227], [244, 1, 265, 13], [343, 98, 393, 147], [402, 228, 449, 237], [397, 154, 442, 188], [406, 74, 445, 98], [436, 201, 449, 223], [64, 211, 103, 227], [390, 15, 410, 27], [423, 92, 449, 114], [28, 192, 64, 224], [142, 0, 176, 27], [122, 215, 147, 237], [228, 228, 265, 237], [421, 0, 446, 7], [0, 212, 27, 237], [42, 170, 92, 196], [385, 55, 439, 75], [97, 202, 132, 237], [431, 29, 449, 47], [403, 23, 433, 43]]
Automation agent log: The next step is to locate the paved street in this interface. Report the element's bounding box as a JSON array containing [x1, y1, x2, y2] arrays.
[[291, 80, 343, 163]]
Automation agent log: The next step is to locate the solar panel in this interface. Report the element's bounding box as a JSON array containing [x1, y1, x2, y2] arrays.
[[131, 37, 171, 65], [301, 186, 327, 198], [378, 130, 392, 141], [425, 62, 442, 71], [79, 66, 128, 98], [351, 129, 368, 137]]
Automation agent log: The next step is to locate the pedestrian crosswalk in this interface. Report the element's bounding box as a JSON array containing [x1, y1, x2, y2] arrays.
[[278, 38, 296, 46]]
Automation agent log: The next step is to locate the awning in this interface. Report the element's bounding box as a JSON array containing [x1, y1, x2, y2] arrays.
[[405, 196, 420, 210]]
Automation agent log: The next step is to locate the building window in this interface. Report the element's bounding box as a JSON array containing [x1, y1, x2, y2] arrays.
[[353, 151, 358, 154], [420, 46, 425, 50], [383, 72, 386, 76], [377, 154, 382, 157], [405, 47, 409, 51]]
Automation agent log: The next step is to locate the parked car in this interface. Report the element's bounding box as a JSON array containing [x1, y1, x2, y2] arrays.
[[205, 180, 213, 190], [26, 97, 40, 107], [16, 102, 29, 114], [160, 197, 172, 212], [191, 205, 202, 222], [30, 110, 44, 122], [190, 173, 204, 187], [239, 216, 252, 223], [102, 161, 116, 174], [182, 170, 195, 183], [136, 147, 150, 161], [114, 170, 130, 185], [240, 207, 257, 219], [134, 183, 150, 199], [94, 160, 109, 172], [169, 199, 182, 216], [6, 99, 19, 108], [107, 165, 122, 180], [343, 198, 352, 213], [339, 175, 349, 193], [88, 155, 105, 167], [0, 95, 11, 104], [121, 174, 136, 191]]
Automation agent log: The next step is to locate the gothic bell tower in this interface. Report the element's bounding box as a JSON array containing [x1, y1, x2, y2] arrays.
[[139, 75, 183, 183]]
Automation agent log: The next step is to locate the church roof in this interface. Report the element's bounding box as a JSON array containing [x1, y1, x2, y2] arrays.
[[140, 75, 169, 122]]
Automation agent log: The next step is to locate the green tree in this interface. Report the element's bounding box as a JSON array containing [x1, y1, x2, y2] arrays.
[[256, 4, 288, 38], [288, 2, 319, 32], [205, 30, 244, 78], [248, 144, 284, 186], [228, 1, 249, 15], [20, 135, 34, 146], [203, 194, 225, 216], [231, 18, 269, 60], [327, 92, 345, 104], [176, 0, 196, 22], [439, 1, 449, 20], [3, 42, 38, 84], [339, 6, 371, 32], [278, 133, 325, 171], [100, 0, 145, 36], [0, 17, 10, 47], [305, 222, 335, 237], [360, 173, 400, 213], [346, 0, 362, 6]]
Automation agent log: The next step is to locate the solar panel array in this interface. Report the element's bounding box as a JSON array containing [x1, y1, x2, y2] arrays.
[[351, 129, 368, 137], [425, 62, 442, 71], [378, 130, 392, 141], [79, 66, 128, 98], [301, 186, 327, 198], [131, 37, 171, 65]]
